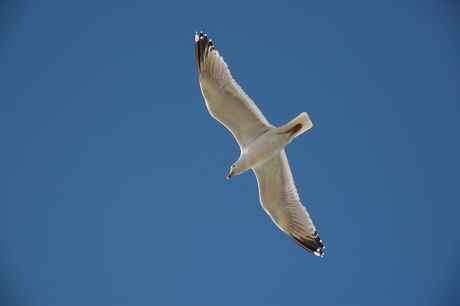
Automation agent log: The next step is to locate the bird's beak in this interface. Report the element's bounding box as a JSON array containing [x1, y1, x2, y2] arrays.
[[227, 171, 234, 179]]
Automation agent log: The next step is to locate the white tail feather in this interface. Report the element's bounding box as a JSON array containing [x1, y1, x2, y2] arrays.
[[277, 112, 313, 141]]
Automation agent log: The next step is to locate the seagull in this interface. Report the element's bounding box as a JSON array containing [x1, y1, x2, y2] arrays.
[[195, 32, 325, 257]]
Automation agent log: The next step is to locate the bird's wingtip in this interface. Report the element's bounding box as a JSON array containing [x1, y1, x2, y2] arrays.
[[314, 248, 324, 257]]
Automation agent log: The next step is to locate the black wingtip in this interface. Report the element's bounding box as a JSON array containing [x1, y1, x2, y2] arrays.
[[287, 231, 325, 257], [195, 31, 215, 71], [195, 31, 212, 45]]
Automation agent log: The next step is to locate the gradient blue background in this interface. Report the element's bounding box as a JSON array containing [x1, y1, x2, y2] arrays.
[[1, 1, 459, 305]]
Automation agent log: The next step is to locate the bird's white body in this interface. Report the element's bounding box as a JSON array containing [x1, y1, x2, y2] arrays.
[[231, 112, 312, 177], [195, 32, 324, 256]]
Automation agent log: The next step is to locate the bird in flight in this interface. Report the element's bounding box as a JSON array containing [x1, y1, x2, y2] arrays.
[[195, 32, 325, 257]]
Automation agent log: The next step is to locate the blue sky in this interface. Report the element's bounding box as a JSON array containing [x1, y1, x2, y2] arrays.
[[1, 1, 459, 305]]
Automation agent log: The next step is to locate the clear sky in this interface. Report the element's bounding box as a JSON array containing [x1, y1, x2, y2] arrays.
[[1, 1, 459, 305]]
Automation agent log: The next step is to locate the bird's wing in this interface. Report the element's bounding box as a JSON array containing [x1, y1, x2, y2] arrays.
[[253, 150, 324, 256], [195, 32, 273, 149]]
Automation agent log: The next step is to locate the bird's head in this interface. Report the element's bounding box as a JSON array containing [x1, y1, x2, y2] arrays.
[[227, 157, 250, 179], [227, 164, 237, 179]]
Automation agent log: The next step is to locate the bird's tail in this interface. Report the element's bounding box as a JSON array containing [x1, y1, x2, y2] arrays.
[[277, 112, 313, 142]]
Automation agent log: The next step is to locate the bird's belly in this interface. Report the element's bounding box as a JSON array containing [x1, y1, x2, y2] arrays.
[[244, 133, 286, 168]]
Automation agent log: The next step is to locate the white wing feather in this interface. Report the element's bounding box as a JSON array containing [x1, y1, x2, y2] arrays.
[[253, 150, 324, 256], [195, 32, 273, 149]]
